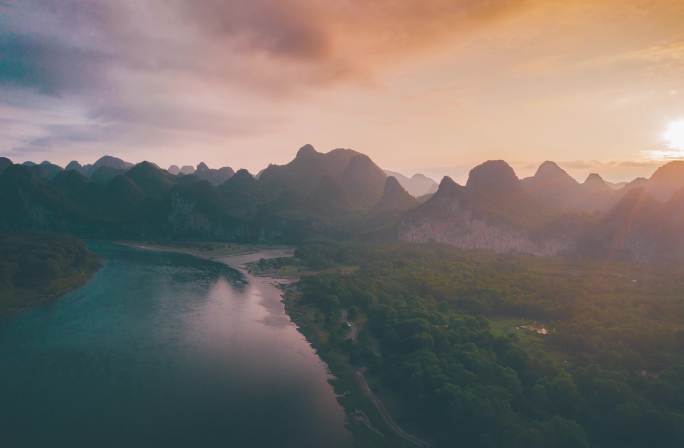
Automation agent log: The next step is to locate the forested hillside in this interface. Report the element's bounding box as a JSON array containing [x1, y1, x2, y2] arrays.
[[290, 242, 684, 447], [0, 147, 398, 243], [0, 233, 101, 312], [4, 146, 684, 262]]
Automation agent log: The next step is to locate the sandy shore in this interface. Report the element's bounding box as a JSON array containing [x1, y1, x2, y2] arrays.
[[118, 242, 292, 269]]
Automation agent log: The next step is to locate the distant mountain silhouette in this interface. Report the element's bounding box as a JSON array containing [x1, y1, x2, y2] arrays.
[[52, 169, 90, 192], [309, 176, 353, 213], [641, 160, 684, 201], [467, 160, 522, 195], [611, 161, 684, 205], [65, 161, 84, 173], [522, 162, 618, 213], [3, 147, 684, 260], [0, 157, 12, 174], [179, 165, 195, 175], [218, 169, 263, 219], [342, 153, 387, 208], [579, 173, 618, 211], [583, 173, 610, 192], [259, 144, 386, 210], [28, 161, 63, 180], [221, 168, 258, 194], [468, 161, 556, 228], [65, 155, 133, 179], [95, 156, 133, 171], [536, 161, 578, 187], [579, 188, 664, 261], [398, 157, 684, 260], [384, 170, 438, 197], [193, 162, 235, 185], [90, 166, 125, 184], [577, 182, 684, 262], [124, 162, 174, 199], [373, 176, 417, 213], [522, 161, 578, 208], [401, 161, 578, 256], [623, 177, 648, 191], [402, 176, 462, 218]]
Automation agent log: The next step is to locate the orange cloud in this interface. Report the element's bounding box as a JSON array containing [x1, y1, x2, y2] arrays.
[[3, 0, 684, 172], [174, 0, 531, 86]]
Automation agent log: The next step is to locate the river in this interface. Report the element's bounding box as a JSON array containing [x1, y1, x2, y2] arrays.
[[0, 242, 354, 447]]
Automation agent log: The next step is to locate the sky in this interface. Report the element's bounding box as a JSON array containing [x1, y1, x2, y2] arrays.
[[1, 0, 683, 182]]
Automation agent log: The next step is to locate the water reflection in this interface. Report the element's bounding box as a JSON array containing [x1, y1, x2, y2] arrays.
[[0, 243, 353, 448]]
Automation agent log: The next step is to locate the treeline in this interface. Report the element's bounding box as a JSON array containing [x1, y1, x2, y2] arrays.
[[0, 232, 100, 312], [295, 242, 684, 447]]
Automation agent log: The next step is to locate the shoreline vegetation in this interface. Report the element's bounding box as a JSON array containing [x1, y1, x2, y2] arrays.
[[288, 242, 684, 448], [126, 240, 424, 447], [0, 233, 101, 314], [283, 288, 431, 448], [78, 239, 684, 447]]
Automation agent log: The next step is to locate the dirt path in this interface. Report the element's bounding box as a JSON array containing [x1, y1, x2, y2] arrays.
[[354, 369, 431, 448]]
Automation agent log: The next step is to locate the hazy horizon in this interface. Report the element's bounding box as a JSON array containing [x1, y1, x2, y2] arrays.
[[4, 147, 668, 185]]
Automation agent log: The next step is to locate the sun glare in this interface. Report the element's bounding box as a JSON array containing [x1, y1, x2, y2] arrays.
[[663, 119, 684, 151]]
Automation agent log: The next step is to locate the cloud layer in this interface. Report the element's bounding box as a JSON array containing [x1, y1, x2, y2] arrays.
[[0, 0, 683, 175]]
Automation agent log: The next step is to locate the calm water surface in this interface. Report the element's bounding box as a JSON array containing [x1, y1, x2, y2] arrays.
[[0, 243, 353, 447]]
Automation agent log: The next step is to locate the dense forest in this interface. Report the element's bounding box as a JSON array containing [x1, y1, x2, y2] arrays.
[[0, 233, 101, 312], [291, 242, 684, 447]]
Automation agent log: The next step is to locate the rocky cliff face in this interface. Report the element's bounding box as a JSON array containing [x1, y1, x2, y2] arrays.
[[399, 165, 574, 256], [400, 209, 571, 256], [400, 161, 684, 261]]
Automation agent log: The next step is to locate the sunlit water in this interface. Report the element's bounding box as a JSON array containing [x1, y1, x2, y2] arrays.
[[0, 243, 353, 447]]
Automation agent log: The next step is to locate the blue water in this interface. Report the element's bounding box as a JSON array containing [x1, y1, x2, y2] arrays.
[[0, 243, 353, 447]]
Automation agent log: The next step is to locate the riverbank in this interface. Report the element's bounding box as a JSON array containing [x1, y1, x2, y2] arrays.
[[1, 240, 356, 448], [117, 241, 300, 276], [124, 241, 424, 447], [0, 233, 101, 313], [283, 288, 430, 448], [118, 241, 285, 262]]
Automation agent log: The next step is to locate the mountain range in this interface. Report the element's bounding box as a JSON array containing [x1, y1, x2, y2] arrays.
[[401, 158, 684, 261], [168, 162, 236, 185], [384, 170, 438, 197], [1, 145, 683, 262]]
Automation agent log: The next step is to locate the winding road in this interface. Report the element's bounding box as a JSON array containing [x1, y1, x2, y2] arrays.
[[354, 369, 431, 448]]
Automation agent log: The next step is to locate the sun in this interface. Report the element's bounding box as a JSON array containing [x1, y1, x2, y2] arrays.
[[663, 119, 684, 151]]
